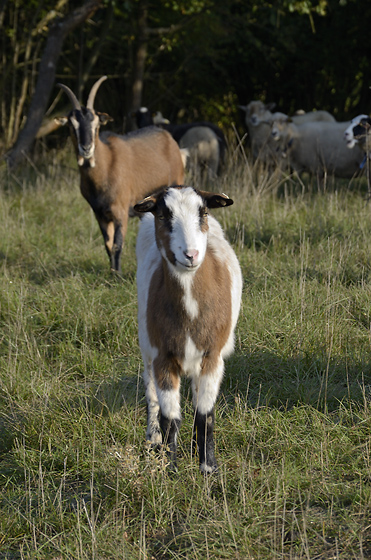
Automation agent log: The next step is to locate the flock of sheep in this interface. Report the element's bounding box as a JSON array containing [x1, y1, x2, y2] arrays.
[[134, 99, 371, 184], [54, 74, 370, 472], [239, 100, 370, 180], [55, 76, 242, 473]]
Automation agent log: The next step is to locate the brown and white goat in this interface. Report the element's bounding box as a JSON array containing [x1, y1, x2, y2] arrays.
[[134, 186, 242, 473], [55, 76, 186, 272]]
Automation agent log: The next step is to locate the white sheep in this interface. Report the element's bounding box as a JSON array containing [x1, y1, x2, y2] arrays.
[[135, 107, 227, 177], [271, 119, 364, 179], [290, 110, 336, 125], [179, 126, 220, 179], [134, 186, 242, 473], [55, 77, 186, 273], [238, 101, 287, 162], [239, 100, 336, 164]]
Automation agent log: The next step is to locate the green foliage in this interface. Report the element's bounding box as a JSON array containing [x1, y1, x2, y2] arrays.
[[1, 149, 371, 557]]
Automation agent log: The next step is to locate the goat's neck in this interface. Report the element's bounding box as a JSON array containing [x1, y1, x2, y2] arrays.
[[162, 255, 208, 323], [163, 258, 196, 305]]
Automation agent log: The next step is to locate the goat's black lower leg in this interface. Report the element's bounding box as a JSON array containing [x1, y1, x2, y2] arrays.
[[112, 225, 123, 273], [160, 414, 181, 471], [195, 409, 218, 474]]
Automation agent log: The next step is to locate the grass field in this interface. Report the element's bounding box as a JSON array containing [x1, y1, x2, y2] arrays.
[[1, 147, 371, 559]]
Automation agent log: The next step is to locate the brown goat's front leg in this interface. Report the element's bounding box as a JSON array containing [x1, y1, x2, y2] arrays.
[[111, 222, 124, 273], [97, 218, 115, 268], [97, 217, 124, 273], [110, 213, 129, 273]]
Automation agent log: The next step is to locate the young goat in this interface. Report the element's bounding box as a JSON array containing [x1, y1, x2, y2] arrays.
[[134, 186, 242, 473], [55, 77, 186, 273]]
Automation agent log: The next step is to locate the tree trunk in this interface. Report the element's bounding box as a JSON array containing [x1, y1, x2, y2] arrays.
[[126, 0, 148, 131], [5, 0, 102, 169]]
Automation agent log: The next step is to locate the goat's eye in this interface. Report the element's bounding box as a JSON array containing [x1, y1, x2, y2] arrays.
[[158, 214, 165, 221]]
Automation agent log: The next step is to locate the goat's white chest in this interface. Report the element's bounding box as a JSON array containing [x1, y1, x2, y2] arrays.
[[182, 335, 204, 378]]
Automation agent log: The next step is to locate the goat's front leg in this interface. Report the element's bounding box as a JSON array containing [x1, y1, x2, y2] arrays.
[[155, 364, 181, 471], [111, 212, 128, 273], [194, 409, 217, 473], [96, 217, 115, 270], [96, 213, 126, 273], [160, 414, 181, 471], [143, 360, 162, 445], [111, 222, 124, 273], [192, 358, 224, 473]]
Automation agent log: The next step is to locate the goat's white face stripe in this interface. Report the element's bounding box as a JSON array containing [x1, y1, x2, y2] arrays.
[[164, 188, 208, 272]]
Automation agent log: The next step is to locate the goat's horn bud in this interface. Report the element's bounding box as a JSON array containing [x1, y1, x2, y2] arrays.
[[57, 83, 81, 110], [87, 76, 107, 110]]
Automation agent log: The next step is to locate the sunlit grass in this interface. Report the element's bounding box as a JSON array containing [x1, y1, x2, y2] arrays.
[[1, 148, 371, 558]]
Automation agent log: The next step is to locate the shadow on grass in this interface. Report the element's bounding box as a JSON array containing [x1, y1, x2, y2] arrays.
[[222, 347, 371, 413]]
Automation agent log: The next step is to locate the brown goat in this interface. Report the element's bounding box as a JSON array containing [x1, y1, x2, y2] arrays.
[[55, 76, 186, 272]]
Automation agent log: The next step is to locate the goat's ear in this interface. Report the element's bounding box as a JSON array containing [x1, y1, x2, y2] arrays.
[[97, 112, 113, 125], [134, 195, 157, 214], [54, 116, 68, 127], [266, 102, 276, 111], [199, 191, 234, 208]]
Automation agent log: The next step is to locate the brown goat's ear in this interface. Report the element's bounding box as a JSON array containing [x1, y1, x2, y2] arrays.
[[134, 195, 157, 214], [199, 191, 234, 209], [97, 112, 113, 125], [54, 116, 68, 126]]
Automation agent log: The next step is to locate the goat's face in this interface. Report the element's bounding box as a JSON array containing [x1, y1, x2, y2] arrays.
[[134, 186, 233, 272], [69, 108, 100, 164], [344, 115, 369, 148], [246, 100, 276, 126], [55, 77, 112, 167], [67, 108, 112, 167], [271, 121, 282, 141]]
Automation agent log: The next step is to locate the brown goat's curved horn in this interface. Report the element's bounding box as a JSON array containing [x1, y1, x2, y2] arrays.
[[86, 76, 107, 110], [57, 83, 81, 111]]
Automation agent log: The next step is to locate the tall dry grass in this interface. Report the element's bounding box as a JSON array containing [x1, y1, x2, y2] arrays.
[[0, 147, 371, 559]]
